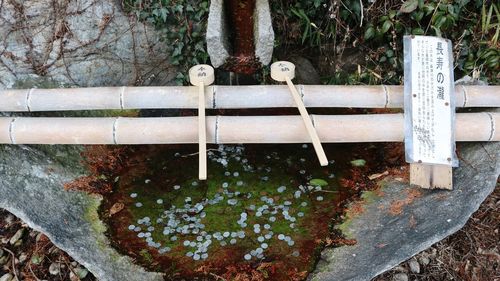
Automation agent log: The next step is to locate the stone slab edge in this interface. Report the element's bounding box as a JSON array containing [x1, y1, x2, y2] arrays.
[[207, 0, 274, 67], [0, 145, 163, 281], [309, 141, 500, 281], [254, 0, 274, 65], [207, 0, 230, 68]]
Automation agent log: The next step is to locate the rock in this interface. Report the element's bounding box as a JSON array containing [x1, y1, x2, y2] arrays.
[[408, 259, 420, 273], [419, 256, 430, 266], [206, 0, 231, 68], [9, 228, 24, 245], [309, 141, 499, 281], [0, 273, 13, 281], [455, 75, 488, 86], [0, 249, 3, 258], [392, 266, 407, 273], [0, 0, 175, 89], [393, 273, 409, 281], [207, 0, 274, 68], [0, 145, 164, 281], [289, 56, 321, 84], [253, 0, 275, 66], [49, 262, 62, 275]]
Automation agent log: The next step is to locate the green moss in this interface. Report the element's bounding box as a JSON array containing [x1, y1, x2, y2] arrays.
[[83, 195, 107, 237], [337, 189, 384, 238], [115, 144, 345, 267], [32, 145, 86, 175], [360, 190, 381, 204], [336, 218, 354, 239], [140, 249, 154, 263]]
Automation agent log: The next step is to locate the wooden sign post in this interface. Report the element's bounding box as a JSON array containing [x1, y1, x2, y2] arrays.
[[403, 36, 458, 190], [270, 61, 328, 166], [189, 64, 215, 180]]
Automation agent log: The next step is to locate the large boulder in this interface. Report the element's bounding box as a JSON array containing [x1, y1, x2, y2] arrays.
[[0, 144, 163, 281], [0, 141, 497, 281], [309, 141, 499, 281], [0, 0, 175, 89]]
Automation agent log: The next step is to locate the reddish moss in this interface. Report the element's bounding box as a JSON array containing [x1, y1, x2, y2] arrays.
[[388, 189, 422, 216]]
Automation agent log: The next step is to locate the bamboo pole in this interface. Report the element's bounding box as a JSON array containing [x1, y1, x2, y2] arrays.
[[1, 85, 498, 111], [0, 113, 497, 145]]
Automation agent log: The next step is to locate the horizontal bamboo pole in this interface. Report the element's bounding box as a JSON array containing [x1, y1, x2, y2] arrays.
[[0, 85, 498, 112], [0, 113, 497, 144]]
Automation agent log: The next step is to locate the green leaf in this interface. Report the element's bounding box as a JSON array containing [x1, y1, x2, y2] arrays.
[[413, 11, 424, 21], [400, 0, 418, 13], [364, 26, 376, 40], [412, 27, 425, 35], [309, 179, 328, 187], [350, 159, 366, 167], [381, 20, 392, 33], [434, 15, 447, 28], [31, 255, 43, 265]]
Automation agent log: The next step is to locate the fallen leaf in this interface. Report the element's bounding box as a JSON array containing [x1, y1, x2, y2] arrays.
[[368, 171, 389, 180], [109, 202, 124, 216], [350, 159, 366, 167], [309, 178, 328, 187]]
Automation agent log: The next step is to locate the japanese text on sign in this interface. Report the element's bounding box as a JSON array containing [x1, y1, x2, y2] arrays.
[[404, 36, 456, 166]]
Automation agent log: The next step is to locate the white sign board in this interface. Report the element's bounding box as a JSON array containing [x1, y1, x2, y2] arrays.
[[403, 35, 458, 166]]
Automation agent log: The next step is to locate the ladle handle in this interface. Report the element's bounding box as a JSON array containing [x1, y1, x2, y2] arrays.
[[198, 82, 207, 180], [189, 64, 214, 180], [285, 77, 328, 166]]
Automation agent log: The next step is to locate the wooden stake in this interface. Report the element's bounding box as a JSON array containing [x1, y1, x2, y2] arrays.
[[189, 65, 215, 180], [410, 163, 452, 190], [271, 61, 328, 166]]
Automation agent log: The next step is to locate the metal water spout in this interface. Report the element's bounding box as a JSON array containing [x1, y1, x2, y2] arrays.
[[206, 0, 274, 75]]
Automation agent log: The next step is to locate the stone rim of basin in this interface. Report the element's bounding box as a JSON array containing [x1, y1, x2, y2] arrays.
[[0, 141, 498, 281]]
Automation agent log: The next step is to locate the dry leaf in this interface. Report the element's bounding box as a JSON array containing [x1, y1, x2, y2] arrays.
[[368, 171, 389, 180], [109, 202, 124, 216]]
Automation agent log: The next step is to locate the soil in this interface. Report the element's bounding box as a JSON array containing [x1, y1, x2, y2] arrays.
[[0, 209, 96, 281]]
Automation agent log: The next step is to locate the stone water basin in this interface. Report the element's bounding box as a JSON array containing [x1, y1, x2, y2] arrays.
[[101, 143, 362, 279]]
